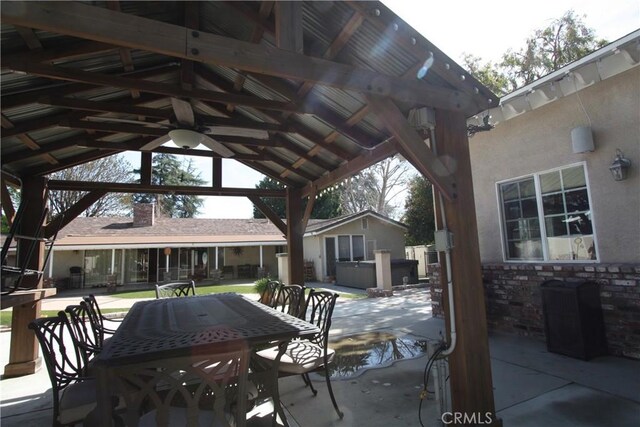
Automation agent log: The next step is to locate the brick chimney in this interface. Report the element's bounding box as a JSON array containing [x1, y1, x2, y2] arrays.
[[133, 202, 155, 227]]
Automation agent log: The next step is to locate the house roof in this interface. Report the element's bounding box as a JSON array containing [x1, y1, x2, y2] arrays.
[[53, 216, 286, 248], [468, 30, 640, 127], [48, 210, 405, 249], [304, 209, 407, 235], [1, 1, 496, 206]]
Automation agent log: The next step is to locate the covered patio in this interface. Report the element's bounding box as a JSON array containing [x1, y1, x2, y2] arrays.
[[2, 1, 500, 422]]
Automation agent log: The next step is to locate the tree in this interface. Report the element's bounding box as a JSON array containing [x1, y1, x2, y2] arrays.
[[134, 154, 205, 218], [501, 11, 607, 89], [461, 53, 510, 96], [402, 176, 435, 246], [463, 10, 607, 94], [47, 155, 134, 217], [252, 177, 342, 219], [340, 155, 415, 219]]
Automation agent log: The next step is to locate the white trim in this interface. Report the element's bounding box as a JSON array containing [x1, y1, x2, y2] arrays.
[[495, 161, 599, 263], [51, 241, 285, 251]]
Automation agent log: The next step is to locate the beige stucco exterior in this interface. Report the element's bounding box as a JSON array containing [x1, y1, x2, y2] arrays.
[[303, 214, 407, 280], [469, 67, 639, 263]]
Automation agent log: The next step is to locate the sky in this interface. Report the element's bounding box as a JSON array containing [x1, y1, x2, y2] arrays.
[[125, 0, 639, 219]]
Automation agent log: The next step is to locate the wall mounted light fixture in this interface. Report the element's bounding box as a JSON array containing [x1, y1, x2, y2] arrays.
[[609, 149, 631, 181]]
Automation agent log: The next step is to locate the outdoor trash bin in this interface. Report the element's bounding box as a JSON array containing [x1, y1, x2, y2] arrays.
[[540, 279, 607, 360]]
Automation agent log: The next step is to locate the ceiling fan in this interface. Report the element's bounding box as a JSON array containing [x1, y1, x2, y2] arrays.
[[87, 98, 270, 157]]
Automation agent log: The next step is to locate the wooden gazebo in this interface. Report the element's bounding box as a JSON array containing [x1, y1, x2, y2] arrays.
[[1, 1, 500, 423]]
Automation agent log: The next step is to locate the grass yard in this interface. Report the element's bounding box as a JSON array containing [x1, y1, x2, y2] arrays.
[[1, 308, 128, 328], [113, 284, 257, 299]]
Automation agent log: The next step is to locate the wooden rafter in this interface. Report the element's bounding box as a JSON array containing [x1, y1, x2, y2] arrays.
[[0, 62, 180, 110], [1, 181, 16, 226], [47, 180, 287, 198], [3, 60, 299, 113], [0, 1, 479, 111], [106, 0, 139, 98], [366, 95, 455, 200], [247, 195, 287, 236], [1, 114, 58, 165], [300, 139, 398, 198], [43, 190, 108, 238]]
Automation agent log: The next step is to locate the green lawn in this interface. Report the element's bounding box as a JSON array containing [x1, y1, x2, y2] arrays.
[[1, 308, 127, 328], [113, 284, 257, 299]]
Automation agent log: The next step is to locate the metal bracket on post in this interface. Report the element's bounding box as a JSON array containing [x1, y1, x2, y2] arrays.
[[434, 229, 454, 252]]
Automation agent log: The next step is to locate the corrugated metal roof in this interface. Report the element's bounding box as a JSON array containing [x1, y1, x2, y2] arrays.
[[1, 0, 494, 191]]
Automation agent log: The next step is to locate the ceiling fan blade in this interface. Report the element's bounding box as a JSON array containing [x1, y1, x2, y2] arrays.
[[85, 116, 170, 128], [203, 126, 270, 139], [199, 134, 235, 158], [140, 134, 171, 151], [171, 97, 195, 127]]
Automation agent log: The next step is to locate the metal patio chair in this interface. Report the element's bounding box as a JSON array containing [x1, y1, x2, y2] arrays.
[[255, 290, 343, 419], [273, 284, 306, 319], [155, 280, 196, 299]]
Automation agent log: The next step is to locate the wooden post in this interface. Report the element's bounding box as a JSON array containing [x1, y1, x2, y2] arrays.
[[434, 110, 500, 425], [4, 176, 47, 377], [285, 187, 304, 286]]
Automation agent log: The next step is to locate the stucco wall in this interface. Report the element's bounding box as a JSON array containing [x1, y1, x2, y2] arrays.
[[303, 215, 407, 280], [50, 250, 84, 280], [470, 67, 639, 263]]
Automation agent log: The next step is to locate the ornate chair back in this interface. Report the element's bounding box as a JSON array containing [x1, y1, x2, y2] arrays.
[[155, 280, 196, 299]]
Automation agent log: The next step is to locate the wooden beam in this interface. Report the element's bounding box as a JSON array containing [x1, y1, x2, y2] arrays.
[[140, 152, 152, 186], [0, 0, 477, 112], [44, 190, 108, 238], [1, 182, 16, 225], [3, 177, 46, 378], [300, 140, 398, 198], [236, 159, 299, 188], [25, 150, 120, 177], [212, 158, 222, 190], [247, 195, 287, 236], [1, 114, 59, 164], [38, 95, 173, 119], [301, 186, 317, 232], [232, 1, 274, 92], [434, 109, 500, 424], [1, 63, 179, 110], [46, 180, 287, 198], [61, 119, 167, 136], [106, 0, 140, 98], [286, 187, 305, 285], [366, 95, 455, 201], [14, 25, 42, 49], [275, 1, 303, 53], [4, 60, 299, 113]]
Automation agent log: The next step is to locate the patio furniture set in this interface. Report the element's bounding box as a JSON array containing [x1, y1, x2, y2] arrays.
[[29, 280, 342, 426]]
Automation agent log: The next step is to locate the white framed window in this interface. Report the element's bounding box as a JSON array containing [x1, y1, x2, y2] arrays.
[[498, 163, 597, 262], [336, 234, 366, 261]]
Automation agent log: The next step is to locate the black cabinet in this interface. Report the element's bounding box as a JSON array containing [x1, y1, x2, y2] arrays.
[[540, 280, 607, 360]]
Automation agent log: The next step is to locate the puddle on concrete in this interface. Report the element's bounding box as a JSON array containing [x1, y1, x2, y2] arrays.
[[323, 331, 428, 379]]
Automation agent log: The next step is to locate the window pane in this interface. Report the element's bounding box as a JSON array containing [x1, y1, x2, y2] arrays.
[[545, 215, 569, 237], [352, 236, 364, 261], [566, 212, 593, 235], [504, 201, 522, 220], [338, 236, 351, 261], [540, 171, 562, 194], [565, 189, 590, 212], [521, 198, 538, 218], [519, 179, 536, 197], [547, 236, 573, 260], [542, 193, 565, 215], [506, 221, 520, 240], [501, 183, 519, 200], [562, 166, 586, 189], [508, 240, 543, 260]]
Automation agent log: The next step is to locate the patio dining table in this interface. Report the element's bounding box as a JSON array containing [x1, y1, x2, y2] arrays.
[[91, 292, 319, 426]]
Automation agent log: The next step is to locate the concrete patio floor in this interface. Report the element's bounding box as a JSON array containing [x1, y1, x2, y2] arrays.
[[1, 285, 638, 426]]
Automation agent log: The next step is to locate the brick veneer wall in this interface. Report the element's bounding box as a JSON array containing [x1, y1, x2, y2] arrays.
[[427, 263, 640, 360]]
